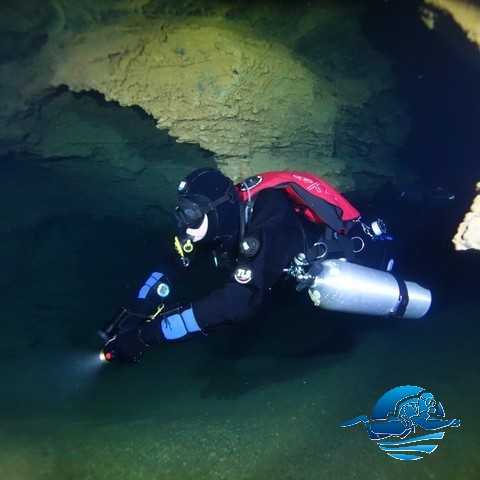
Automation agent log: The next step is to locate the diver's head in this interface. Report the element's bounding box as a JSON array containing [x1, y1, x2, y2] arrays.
[[419, 392, 436, 410], [175, 168, 240, 250]]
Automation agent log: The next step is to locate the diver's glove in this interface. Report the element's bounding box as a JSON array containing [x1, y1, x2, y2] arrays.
[[102, 306, 203, 364], [103, 327, 149, 364]]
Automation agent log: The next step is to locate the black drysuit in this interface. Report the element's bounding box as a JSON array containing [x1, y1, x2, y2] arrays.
[[192, 188, 319, 331], [101, 186, 388, 362]]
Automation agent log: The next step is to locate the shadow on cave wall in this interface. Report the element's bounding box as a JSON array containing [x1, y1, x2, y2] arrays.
[[358, 0, 480, 193], [24, 85, 216, 167]]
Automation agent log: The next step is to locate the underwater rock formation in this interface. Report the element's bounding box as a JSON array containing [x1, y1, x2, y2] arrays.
[[424, 0, 480, 50], [0, 0, 410, 193], [43, 18, 339, 181], [421, 0, 480, 251], [452, 182, 480, 251]]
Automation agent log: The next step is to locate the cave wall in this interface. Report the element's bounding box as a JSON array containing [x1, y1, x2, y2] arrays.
[[425, 0, 480, 50], [4, 0, 479, 250], [1, 0, 411, 193], [420, 0, 480, 250], [43, 17, 342, 181]]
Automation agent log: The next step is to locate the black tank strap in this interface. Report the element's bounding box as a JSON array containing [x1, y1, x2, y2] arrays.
[[391, 276, 409, 317]]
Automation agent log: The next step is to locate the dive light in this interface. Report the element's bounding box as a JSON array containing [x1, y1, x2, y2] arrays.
[[98, 304, 184, 364], [97, 308, 144, 363], [99, 350, 114, 363], [98, 271, 174, 363], [97, 307, 131, 343]]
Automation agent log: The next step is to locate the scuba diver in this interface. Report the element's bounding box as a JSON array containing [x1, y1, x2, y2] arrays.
[[99, 168, 432, 364]]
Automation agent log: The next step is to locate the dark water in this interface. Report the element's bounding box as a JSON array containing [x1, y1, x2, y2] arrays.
[[1, 1, 480, 479], [1, 195, 478, 479]]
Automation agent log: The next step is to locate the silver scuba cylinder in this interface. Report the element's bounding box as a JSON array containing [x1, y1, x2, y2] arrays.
[[307, 259, 431, 319]]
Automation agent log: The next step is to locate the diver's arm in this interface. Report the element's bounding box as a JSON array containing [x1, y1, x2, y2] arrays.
[[191, 281, 260, 329], [139, 280, 258, 343], [102, 189, 299, 363], [101, 282, 258, 363]]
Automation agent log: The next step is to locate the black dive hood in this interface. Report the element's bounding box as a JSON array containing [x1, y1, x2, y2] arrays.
[[175, 167, 240, 250]]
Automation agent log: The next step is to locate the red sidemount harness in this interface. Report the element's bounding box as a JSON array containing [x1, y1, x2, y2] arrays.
[[236, 171, 360, 234]]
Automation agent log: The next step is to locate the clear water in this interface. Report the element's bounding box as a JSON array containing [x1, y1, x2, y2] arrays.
[[1, 1, 480, 479], [1, 143, 479, 480]]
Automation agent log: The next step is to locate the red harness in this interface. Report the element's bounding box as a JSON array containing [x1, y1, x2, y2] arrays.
[[236, 171, 360, 233]]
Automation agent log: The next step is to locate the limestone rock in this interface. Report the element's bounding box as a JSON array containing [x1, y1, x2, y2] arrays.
[[424, 0, 480, 50], [1, 1, 410, 196], [452, 182, 480, 251], [41, 19, 338, 179]]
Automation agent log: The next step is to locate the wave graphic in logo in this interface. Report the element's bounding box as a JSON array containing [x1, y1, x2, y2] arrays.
[[341, 385, 460, 460]]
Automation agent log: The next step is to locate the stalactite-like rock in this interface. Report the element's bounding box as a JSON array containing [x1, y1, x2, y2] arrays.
[[452, 182, 480, 251]]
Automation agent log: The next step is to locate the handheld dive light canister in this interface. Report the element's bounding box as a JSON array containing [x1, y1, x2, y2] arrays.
[[308, 259, 431, 319]]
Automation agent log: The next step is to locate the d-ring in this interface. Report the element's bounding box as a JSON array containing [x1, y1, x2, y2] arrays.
[[351, 236, 365, 253], [313, 241, 328, 258]]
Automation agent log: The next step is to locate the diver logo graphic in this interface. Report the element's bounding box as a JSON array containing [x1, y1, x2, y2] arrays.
[[341, 385, 460, 460]]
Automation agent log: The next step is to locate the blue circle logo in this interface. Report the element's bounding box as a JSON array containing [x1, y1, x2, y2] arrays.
[[341, 385, 460, 460]]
